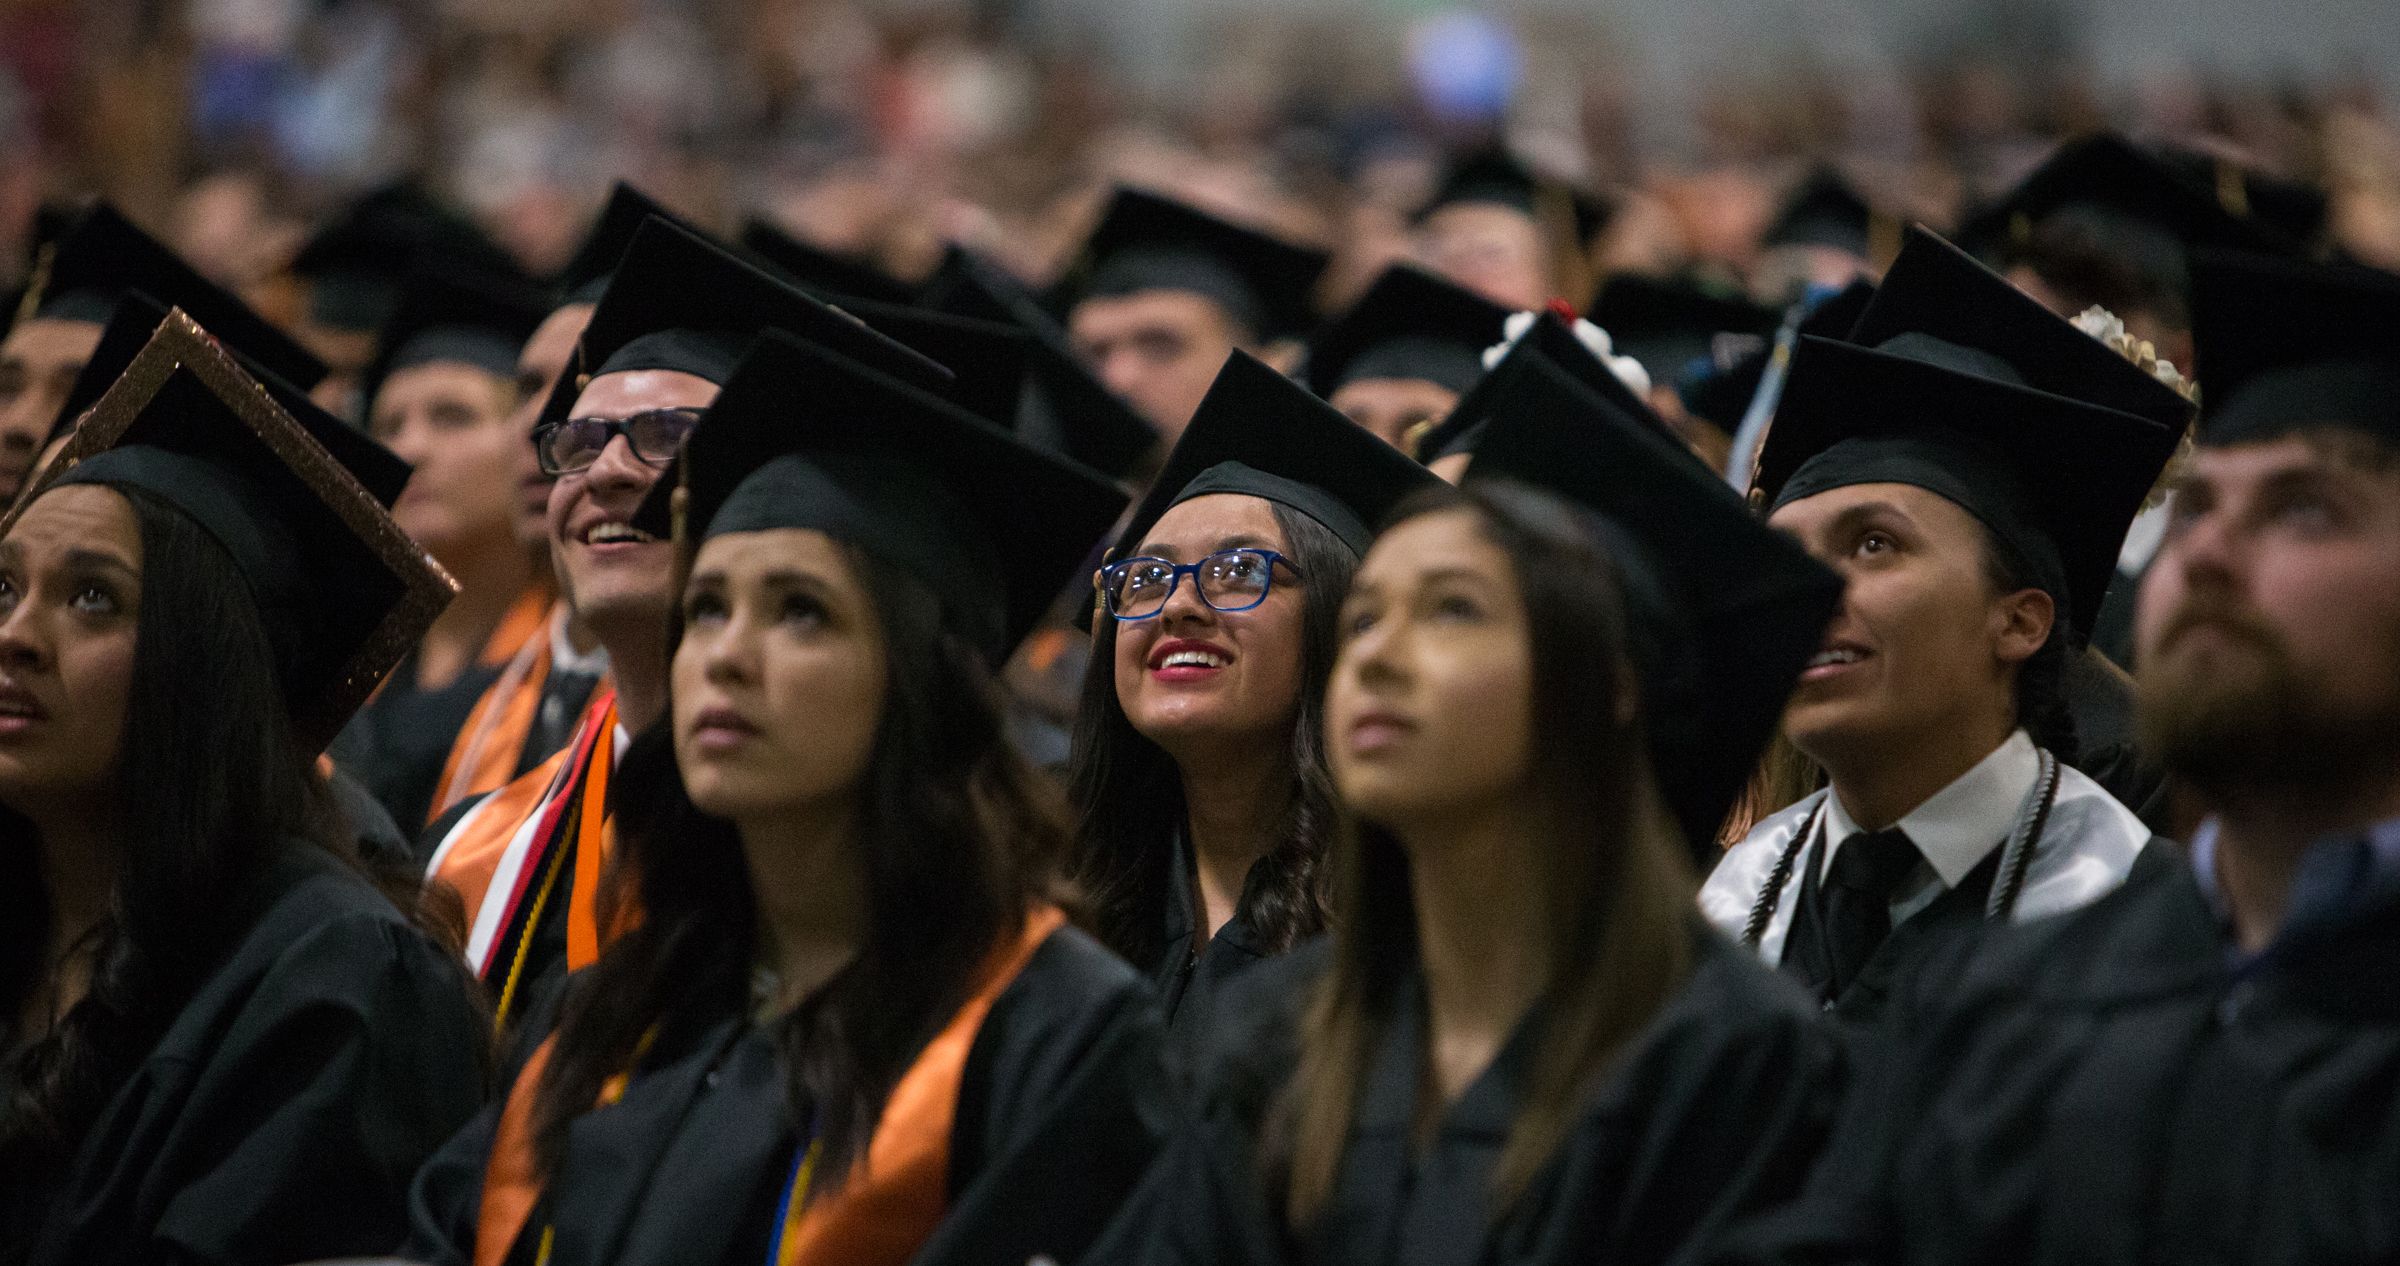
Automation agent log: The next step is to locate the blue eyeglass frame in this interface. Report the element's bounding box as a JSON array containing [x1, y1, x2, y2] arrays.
[[1096, 548, 1301, 621]]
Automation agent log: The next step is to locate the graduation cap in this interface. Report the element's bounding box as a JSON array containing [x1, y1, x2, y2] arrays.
[[292, 183, 526, 332], [1411, 311, 1673, 465], [50, 294, 326, 449], [1300, 263, 1513, 399], [804, 292, 1032, 428], [553, 182, 686, 307], [1058, 188, 1331, 342], [1680, 279, 1876, 435], [1109, 352, 1443, 564], [2189, 250, 2400, 448], [739, 219, 920, 306], [13, 202, 325, 391], [629, 330, 1126, 663], [1464, 348, 1842, 856], [12, 311, 453, 751], [536, 216, 952, 432], [1957, 133, 2297, 266], [1417, 147, 1613, 246], [1762, 168, 1891, 259], [359, 260, 551, 416], [1757, 327, 2181, 643], [921, 247, 1160, 480], [2152, 147, 2331, 251], [1587, 274, 1782, 393], [1849, 226, 2195, 433]]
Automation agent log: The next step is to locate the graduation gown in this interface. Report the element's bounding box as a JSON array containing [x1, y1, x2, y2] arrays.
[[1111, 927, 1845, 1266], [429, 597, 609, 830], [1711, 842, 2400, 1266], [1700, 741, 2154, 1024], [0, 845, 488, 1266], [1145, 830, 1278, 1049], [406, 921, 1174, 1266]]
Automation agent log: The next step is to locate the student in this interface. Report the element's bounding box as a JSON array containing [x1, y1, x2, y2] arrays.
[[1117, 346, 1844, 1265], [1410, 148, 1610, 313], [1712, 247, 2400, 1266], [407, 330, 1165, 1266], [0, 316, 484, 1264], [1700, 227, 2184, 1022], [420, 215, 953, 1032], [1068, 352, 1441, 1043], [1060, 188, 1330, 444], [1298, 263, 1512, 453]]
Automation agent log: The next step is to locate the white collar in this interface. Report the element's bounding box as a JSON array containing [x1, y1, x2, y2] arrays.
[[1823, 730, 2040, 889], [549, 602, 610, 677]]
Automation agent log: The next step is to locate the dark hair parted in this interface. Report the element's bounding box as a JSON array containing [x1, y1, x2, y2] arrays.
[[0, 486, 354, 1173], [531, 538, 1073, 1189], [1279, 481, 1699, 1222], [1067, 502, 1356, 968]]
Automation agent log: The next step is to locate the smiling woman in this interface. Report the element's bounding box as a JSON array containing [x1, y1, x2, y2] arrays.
[[1068, 353, 1441, 1048]]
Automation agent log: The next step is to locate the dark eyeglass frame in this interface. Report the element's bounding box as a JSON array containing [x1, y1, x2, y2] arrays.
[[1096, 548, 1301, 622], [530, 407, 706, 476]]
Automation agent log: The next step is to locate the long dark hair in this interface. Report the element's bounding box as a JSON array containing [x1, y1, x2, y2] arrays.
[[1280, 481, 1699, 1222], [1066, 502, 1357, 966], [0, 487, 352, 1171], [531, 538, 1072, 1188]]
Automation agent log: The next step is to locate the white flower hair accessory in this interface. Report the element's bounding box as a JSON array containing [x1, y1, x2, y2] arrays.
[[2073, 305, 2195, 402], [1483, 308, 1653, 397]]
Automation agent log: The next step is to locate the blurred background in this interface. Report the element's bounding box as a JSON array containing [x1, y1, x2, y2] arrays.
[[3, 0, 2396, 318]]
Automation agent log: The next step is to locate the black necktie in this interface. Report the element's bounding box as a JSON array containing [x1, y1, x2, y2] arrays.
[[1810, 827, 1921, 1001]]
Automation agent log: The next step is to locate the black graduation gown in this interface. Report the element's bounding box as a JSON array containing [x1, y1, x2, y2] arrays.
[[406, 923, 1175, 1266], [1109, 926, 1846, 1266], [0, 845, 489, 1266], [335, 648, 509, 834], [1714, 843, 2400, 1266], [1149, 831, 1277, 1047], [1786, 841, 2012, 1028]]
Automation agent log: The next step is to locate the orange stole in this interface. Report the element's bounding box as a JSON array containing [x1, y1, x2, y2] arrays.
[[472, 905, 1068, 1266], [431, 591, 564, 824]]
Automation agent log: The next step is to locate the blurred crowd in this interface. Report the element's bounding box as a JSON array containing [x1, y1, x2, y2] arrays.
[[5, 0, 2400, 328]]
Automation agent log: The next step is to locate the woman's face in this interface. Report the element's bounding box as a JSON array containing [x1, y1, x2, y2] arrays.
[[1112, 493, 1311, 761], [673, 529, 889, 826], [1327, 508, 1533, 832], [0, 484, 142, 815]]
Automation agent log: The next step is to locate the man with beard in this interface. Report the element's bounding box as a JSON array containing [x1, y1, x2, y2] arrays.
[[1713, 249, 2400, 1265]]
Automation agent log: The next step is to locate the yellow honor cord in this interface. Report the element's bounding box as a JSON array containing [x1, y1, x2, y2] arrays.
[[771, 1140, 825, 1266]]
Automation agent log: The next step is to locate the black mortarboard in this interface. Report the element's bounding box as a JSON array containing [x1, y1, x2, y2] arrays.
[[1957, 133, 2297, 265], [1300, 264, 1513, 399], [359, 260, 550, 415], [1850, 226, 2196, 433], [922, 247, 1160, 479], [1758, 330, 2180, 643], [1762, 169, 1887, 259], [536, 217, 951, 431], [16, 202, 324, 391], [2190, 250, 2400, 448], [554, 182, 684, 307], [292, 183, 526, 332], [2152, 147, 2331, 251], [1465, 348, 1841, 856], [1109, 352, 1443, 562], [631, 331, 1126, 663], [804, 294, 1031, 429], [1058, 188, 1331, 342], [738, 219, 920, 306], [1412, 311, 1672, 465], [1417, 147, 1613, 245], [49, 294, 333, 448], [1680, 279, 1876, 435], [1587, 274, 1782, 393], [16, 311, 452, 751]]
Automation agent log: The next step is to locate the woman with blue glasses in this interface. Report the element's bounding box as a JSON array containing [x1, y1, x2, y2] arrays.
[[1068, 353, 1441, 1047]]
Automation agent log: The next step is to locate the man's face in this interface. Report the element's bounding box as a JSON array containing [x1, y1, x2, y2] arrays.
[[510, 304, 595, 552], [544, 369, 721, 640], [0, 317, 103, 505], [369, 362, 522, 563], [1413, 203, 1551, 312], [2137, 434, 2400, 796], [1070, 289, 1246, 447], [1329, 377, 1459, 453]]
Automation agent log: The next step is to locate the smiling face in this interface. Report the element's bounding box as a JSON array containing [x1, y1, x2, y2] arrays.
[[1767, 481, 2051, 777], [1326, 508, 1533, 833], [0, 317, 104, 506], [545, 368, 720, 640], [0, 483, 141, 817], [673, 528, 889, 825], [1111, 493, 1311, 762], [509, 303, 594, 552], [370, 361, 522, 564], [2136, 435, 2400, 796]]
